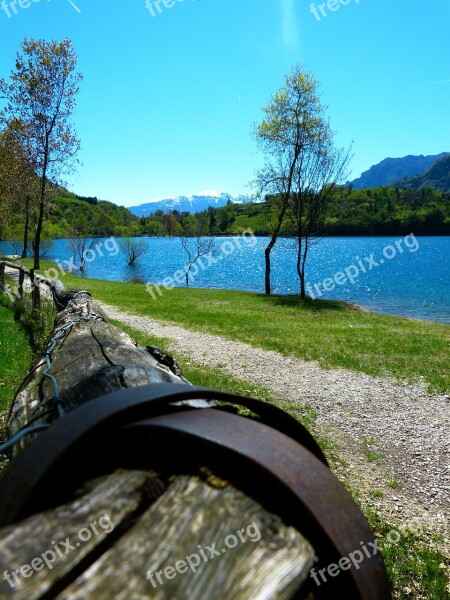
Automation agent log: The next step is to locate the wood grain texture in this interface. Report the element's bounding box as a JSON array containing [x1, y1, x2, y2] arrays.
[[57, 474, 315, 600], [0, 470, 166, 599], [1, 289, 317, 599]]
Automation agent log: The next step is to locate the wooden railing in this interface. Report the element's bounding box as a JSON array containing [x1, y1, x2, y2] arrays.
[[0, 260, 64, 310]]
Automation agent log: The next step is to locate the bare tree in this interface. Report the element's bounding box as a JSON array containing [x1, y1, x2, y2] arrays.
[[66, 230, 94, 272], [7, 238, 22, 256], [181, 218, 214, 286], [37, 237, 54, 257], [0, 38, 82, 269], [119, 238, 147, 266]]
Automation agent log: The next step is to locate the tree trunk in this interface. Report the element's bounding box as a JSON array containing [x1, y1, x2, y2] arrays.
[[264, 200, 289, 295], [296, 240, 305, 299], [295, 229, 309, 300], [264, 244, 272, 295], [7, 292, 203, 443], [296, 245, 306, 300], [300, 239, 309, 300], [21, 196, 30, 259], [34, 144, 50, 270], [300, 272, 306, 299], [264, 142, 302, 295], [33, 191, 45, 270]]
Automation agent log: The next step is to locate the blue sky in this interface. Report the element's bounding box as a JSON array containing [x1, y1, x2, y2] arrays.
[[0, 0, 449, 207]]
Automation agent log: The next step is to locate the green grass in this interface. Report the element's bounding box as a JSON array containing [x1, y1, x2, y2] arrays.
[[363, 437, 383, 462], [0, 278, 449, 600], [388, 478, 401, 490], [0, 297, 32, 414], [363, 437, 377, 446], [366, 508, 450, 600], [20, 257, 449, 393], [365, 450, 383, 462], [370, 490, 385, 498], [112, 319, 450, 600]]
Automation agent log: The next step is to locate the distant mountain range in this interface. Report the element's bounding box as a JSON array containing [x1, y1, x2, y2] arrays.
[[351, 153, 449, 189], [393, 154, 450, 193], [126, 156, 450, 218], [128, 190, 251, 217]]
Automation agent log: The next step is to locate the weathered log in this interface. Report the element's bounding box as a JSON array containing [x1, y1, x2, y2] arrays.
[[58, 474, 314, 600], [0, 470, 160, 599], [0, 290, 319, 599], [7, 291, 209, 450], [0, 469, 314, 599]]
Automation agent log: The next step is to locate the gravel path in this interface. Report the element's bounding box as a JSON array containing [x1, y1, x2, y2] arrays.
[[104, 303, 450, 551]]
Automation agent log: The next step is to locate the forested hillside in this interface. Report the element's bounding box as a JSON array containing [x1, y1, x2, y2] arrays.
[[1, 186, 449, 244], [393, 154, 450, 193], [324, 186, 450, 235], [1, 192, 142, 241], [191, 186, 450, 236]]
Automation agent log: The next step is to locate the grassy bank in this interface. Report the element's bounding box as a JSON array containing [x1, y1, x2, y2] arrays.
[[113, 320, 450, 600], [0, 274, 448, 600], [19, 258, 450, 393], [0, 297, 33, 414]]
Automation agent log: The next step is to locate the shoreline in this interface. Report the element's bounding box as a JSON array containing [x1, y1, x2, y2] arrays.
[[3, 254, 450, 326]]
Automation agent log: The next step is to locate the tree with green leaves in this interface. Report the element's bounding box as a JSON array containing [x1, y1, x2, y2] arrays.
[[0, 126, 21, 238], [0, 38, 82, 268], [287, 124, 351, 298], [0, 122, 39, 256], [252, 63, 339, 295]]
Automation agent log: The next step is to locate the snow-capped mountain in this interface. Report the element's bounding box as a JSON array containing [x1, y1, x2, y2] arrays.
[[128, 190, 251, 217]]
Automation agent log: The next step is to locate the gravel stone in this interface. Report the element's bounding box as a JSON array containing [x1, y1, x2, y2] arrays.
[[100, 302, 450, 556]]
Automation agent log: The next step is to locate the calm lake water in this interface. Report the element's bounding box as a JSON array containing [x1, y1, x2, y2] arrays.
[[2, 236, 449, 324]]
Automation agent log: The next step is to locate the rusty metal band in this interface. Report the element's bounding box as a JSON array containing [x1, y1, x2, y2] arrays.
[[0, 383, 326, 526], [119, 410, 391, 600], [0, 384, 391, 597]]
